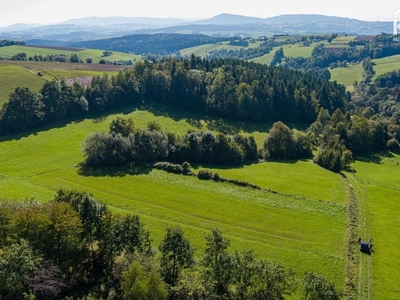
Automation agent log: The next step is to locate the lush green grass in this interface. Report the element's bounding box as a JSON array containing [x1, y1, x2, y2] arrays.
[[346, 153, 400, 299], [0, 45, 141, 64], [252, 43, 319, 65], [0, 64, 47, 105], [0, 104, 348, 289], [331, 36, 357, 44], [330, 64, 363, 91], [207, 161, 348, 203], [0, 60, 124, 106], [372, 54, 400, 79]]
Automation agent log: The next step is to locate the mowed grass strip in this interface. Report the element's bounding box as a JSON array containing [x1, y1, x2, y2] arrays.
[[208, 161, 348, 203], [351, 154, 400, 299], [0, 107, 347, 288]]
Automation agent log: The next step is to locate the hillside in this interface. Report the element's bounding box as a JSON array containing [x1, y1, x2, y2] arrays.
[[0, 13, 393, 43]]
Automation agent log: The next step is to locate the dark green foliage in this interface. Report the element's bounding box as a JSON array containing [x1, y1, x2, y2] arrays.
[[201, 228, 233, 297], [270, 47, 284, 66], [11, 52, 27, 61], [159, 226, 195, 286], [73, 33, 232, 56], [0, 87, 44, 133], [264, 121, 297, 160], [109, 116, 135, 137], [0, 39, 25, 47], [147, 120, 162, 131], [154, 162, 183, 174], [113, 215, 152, 255], [251, 259, 297, 299], [197, 169, 214, 180], [302, 272, 342, 300]]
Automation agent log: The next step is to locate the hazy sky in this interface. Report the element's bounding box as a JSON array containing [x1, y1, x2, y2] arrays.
[[1, 0, 400, 27]]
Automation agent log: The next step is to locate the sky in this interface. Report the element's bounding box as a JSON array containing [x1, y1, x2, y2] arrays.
[[0, 0, 399, 27]]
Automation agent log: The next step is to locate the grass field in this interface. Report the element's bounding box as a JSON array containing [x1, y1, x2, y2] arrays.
[[330, 64, 363, 91], [0, 60, 126, 106], [345, 153, 400, 299], [0, 45, 141, 64], [206, 161, 348, 203], [372, 55, 400, 79], [0, 103, 348, 290], [0, 64, 47, 103], [252, 43, 319, 65]]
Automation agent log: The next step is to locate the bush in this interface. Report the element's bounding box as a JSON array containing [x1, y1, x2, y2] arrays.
[[197, 169, 213, 180], [154, 162, 183, 174], [181, 161, 192, 175], [86, 57, 93, 64], [387, 138, 400, 152]]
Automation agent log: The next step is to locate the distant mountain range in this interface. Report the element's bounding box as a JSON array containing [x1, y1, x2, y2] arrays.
[[0, 13, 393, 42]]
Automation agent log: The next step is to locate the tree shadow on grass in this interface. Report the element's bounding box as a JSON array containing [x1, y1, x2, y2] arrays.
[[77, 163, 152, 177], [356, 151, 394, 165]]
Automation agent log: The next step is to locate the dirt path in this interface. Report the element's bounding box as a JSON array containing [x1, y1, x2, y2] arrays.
[[344, 173, 372, 300]]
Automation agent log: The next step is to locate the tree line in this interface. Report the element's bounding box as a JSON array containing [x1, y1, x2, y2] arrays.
[[0, 190, 342, 299], [0, 57, 350, 135]]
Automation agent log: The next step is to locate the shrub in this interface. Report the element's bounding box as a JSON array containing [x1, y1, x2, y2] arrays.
[[181, 162, 192, 175], [387, 138, 400, 152], [154, 162, 183, 174], [197, 169, 213, 180]]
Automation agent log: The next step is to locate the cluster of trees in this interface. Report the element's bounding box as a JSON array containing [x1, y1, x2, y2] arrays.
[[82, 118, 258, 167], [0, 57, 349, 135], [0, 190, 342, 299], [0, 81, 88, 133], [0, 39, 25, 47], [351, 71, 400, 123], [9, 52, 84, 62]]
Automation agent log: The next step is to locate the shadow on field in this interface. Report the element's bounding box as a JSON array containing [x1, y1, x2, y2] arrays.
[[356, 151, 394, 164], [77, 164, 152, 177]]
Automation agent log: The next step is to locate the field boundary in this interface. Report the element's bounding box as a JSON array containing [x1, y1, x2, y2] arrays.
[[343, 173, 360, 299]]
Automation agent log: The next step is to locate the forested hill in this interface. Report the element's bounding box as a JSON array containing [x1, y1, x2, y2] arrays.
[[70, 34, 233, 55], [0, 57, 349, 135]]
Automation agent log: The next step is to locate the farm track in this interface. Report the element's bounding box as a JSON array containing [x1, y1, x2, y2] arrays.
[[344, 173, 372, 300]]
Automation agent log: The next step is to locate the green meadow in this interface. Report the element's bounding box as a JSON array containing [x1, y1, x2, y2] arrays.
[[345, 153, 400, 300], [0, 45, 141, 63], [372, 54, 400, 79], [0, 60, 123, 106], [0, 103, 348, 290], [330, 64, 363, 90], [252, 43, 318, 65]]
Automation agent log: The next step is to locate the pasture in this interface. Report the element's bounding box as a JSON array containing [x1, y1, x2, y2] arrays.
[[372, 54, 400, 79], [330, 64, 363, 90], [252, 42, 318, 65], [0, 103, 348, 290], [0, 45, 141, 63], [345, 153, 400, 300], [0, 60, 125, 106]]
